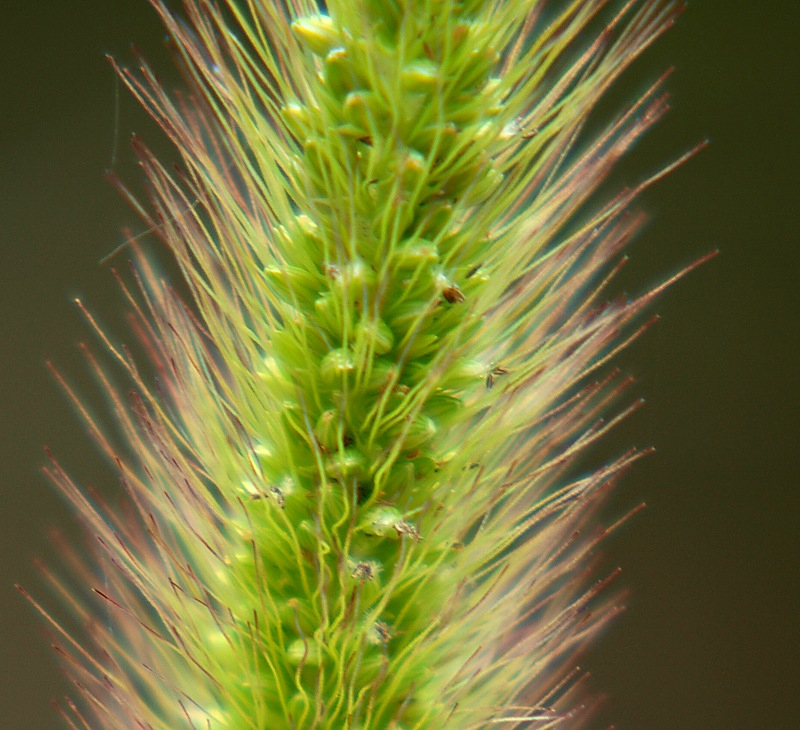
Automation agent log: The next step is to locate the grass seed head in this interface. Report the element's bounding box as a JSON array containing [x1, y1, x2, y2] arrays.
[[30, 1, 691, 727]]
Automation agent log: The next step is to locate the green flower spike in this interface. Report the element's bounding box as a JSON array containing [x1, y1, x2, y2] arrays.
[[24, 0, 706, 727]]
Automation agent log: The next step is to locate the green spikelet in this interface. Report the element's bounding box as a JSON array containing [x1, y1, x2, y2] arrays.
[[26, 0, 702, 727]]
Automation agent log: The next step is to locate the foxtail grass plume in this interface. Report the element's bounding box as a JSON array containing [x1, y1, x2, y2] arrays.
[[24, 0, 703, 727]]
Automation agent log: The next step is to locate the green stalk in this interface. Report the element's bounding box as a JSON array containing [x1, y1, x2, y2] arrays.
[[25, 1, 701, 727]]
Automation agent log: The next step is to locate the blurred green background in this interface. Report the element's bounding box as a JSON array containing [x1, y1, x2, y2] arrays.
[[2, 1, 797, 727]]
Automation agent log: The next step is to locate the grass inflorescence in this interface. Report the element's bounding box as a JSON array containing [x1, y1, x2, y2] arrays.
[[23, 0, 701, 727]]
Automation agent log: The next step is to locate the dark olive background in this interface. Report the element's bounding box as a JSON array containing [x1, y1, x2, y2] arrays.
[[2, 2, 797, 728]]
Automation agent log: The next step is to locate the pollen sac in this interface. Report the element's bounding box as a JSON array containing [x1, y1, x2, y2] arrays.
[[291, 14, 341, 57], [366, 620, 391, 646], [394, 520, 421, 541], [349, 558, 381, 583], [439, 276, 465, 304]]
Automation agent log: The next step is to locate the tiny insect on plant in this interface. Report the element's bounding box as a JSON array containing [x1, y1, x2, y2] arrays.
[[20, 0, 711, 728]]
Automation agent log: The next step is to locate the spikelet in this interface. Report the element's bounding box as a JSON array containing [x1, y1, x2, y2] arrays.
[[24, 1, 703, 727]]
